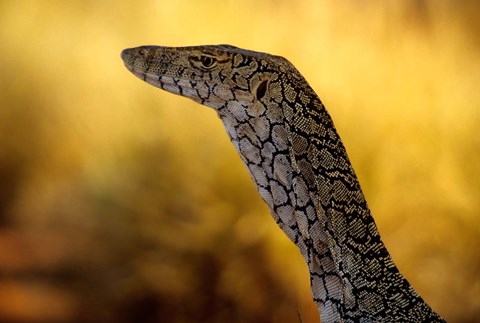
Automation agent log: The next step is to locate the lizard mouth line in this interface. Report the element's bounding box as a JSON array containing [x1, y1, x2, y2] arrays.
[[132, 71, 212, 102], [122, 64, 230, 103]]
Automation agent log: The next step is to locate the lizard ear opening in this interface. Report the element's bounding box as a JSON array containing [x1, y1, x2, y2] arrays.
[[256, 80, 269, 101]]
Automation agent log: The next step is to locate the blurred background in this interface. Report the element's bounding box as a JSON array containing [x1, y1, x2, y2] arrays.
[[0, 1, 479, 322]]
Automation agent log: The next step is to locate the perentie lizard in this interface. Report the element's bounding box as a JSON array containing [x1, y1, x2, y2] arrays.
[[121, 44, 445, 322]]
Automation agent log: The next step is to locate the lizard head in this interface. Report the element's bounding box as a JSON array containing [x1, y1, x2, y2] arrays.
[[121, 45, 300, 121]]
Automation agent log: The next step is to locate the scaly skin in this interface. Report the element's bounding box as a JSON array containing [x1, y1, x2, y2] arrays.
[[121, 44, 444, 322]]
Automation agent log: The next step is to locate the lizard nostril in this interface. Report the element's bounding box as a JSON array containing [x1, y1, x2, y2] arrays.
[[138, 48, 147, 57]]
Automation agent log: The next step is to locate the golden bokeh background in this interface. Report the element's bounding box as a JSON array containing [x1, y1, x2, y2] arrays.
[[1, 1, 479, 322]]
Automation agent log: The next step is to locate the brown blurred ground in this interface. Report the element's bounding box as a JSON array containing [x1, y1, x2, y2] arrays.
[[0, 1, 479, 322]]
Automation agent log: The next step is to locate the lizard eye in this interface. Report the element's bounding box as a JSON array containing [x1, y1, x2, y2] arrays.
[[190, 55, 218, 70], [200, 55, 216, 68]]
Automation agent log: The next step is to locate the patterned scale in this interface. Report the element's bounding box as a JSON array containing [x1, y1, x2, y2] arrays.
[[121, 45, 444, 323]]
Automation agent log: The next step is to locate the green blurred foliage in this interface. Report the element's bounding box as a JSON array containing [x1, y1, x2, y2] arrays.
[[0, 1, 479, 322]]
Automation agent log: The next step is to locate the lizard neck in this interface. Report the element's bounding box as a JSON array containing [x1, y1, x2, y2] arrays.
[[219, 81, 441, 322]]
